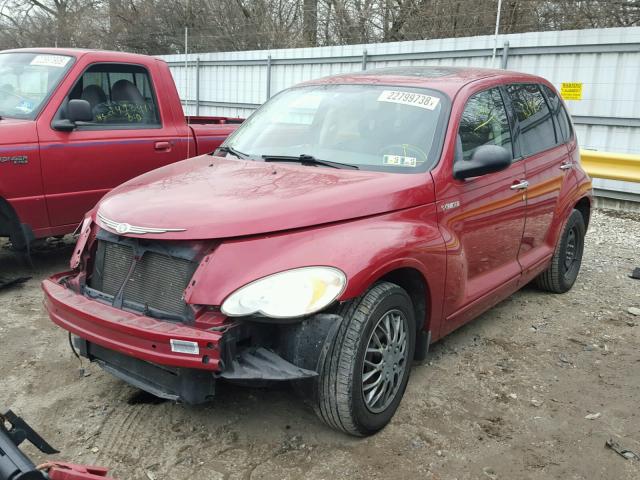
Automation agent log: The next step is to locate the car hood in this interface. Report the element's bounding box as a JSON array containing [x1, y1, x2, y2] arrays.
[[96, 155, 435, 240]]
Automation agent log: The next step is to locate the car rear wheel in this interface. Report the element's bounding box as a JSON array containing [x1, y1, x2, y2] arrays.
[[535, 209, 586, 293], [313, 282, 416, 436]]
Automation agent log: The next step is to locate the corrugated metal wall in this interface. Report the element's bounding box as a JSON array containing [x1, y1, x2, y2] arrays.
[[159, 26, 640, 194]]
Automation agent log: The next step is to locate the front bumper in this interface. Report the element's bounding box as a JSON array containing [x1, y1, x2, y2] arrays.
[[43, 274, 224, 371], [43, 273, 341, 404]]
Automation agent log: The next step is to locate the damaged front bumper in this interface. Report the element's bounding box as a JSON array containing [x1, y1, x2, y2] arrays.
[[43, 274, 342, 404]]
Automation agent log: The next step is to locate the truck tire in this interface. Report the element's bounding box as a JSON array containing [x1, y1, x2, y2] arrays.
[[314, 282, 416, 436], [535, 209, 585, 293]]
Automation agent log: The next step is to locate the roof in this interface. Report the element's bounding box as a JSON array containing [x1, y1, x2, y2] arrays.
[[0, 47, 159, 64], [303, 66, 544, 96]]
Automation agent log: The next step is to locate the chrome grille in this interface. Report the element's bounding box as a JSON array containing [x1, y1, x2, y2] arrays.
[[89, 239, 195, 320]]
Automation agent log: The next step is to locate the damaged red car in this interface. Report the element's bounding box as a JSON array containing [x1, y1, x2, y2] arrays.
[[43, 66, 593, 436]]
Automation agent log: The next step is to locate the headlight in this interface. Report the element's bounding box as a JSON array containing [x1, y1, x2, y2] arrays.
[[221, 267, 346, 318]]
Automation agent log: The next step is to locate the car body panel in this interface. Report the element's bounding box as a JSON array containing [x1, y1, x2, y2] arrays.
[[183, 203, 447, 334], [96, 155, 437, 240], [0, 118, 49, 231]]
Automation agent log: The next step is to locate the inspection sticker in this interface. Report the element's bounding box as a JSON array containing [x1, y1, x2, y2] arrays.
[[30, 54, 71, 68], [560, 82, 583, 100], [378, 90, 440, 110], [383, 154, 417, 167]]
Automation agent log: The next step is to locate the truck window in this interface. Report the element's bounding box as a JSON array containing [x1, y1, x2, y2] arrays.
[[65, 64, 160, 127], [542, 85, 573, 143], [0, 52, 74, 120], [457, 88, 512, 161], [506, 84, 556, 156]]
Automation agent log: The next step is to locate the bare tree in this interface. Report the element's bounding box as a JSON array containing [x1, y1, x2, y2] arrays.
[[0, 0, 637, 53]]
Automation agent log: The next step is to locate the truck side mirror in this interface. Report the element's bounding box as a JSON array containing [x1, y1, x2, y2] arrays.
[[453, 145, 512, 180], [67, 99, 93, 122], [52, 99, 93, 131]]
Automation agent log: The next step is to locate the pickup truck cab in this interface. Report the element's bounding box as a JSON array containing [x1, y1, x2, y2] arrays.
[[0, 48, 240, 252], [43, 66, 593, 436]]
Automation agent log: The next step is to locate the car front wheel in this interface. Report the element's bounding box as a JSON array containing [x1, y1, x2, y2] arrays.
[[313, 282, 416, 436]]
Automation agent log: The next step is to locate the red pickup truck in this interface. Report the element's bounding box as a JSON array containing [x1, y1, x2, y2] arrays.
[[0, 48, 240, 252], [44, 66, 593, 436]]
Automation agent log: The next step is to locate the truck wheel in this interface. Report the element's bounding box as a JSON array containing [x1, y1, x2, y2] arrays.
[[535, 209, 585, 293], [314, 282, 416, 436]]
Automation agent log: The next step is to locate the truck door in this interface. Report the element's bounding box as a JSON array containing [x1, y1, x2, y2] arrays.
[[37, 62, 184, 228], [437, 86, 526, 335]]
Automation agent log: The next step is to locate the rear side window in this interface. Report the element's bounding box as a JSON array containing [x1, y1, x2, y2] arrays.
[[542, 85, 572, 143], [457, 87, 512, 161], [506, 84, 556, 157], [65, 63, 160, 128]]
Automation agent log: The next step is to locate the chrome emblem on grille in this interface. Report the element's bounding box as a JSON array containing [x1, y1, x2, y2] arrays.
[[97, 212, 186, 235]]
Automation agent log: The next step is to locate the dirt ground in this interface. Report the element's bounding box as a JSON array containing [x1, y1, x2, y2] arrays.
[[1, 209, 639, 480]]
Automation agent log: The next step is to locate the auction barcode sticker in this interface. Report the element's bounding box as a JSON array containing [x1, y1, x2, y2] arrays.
[[30, 54, 71, 68], [378, 90, 440, 110]]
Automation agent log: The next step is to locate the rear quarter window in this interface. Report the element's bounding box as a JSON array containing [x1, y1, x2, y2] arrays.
[[506, 84, 556, 157], [542, 85, 573, 143]]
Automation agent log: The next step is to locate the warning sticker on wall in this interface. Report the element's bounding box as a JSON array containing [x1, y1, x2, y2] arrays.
[[560, 82, 583, 101]]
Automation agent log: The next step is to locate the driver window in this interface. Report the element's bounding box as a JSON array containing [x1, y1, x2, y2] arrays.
[[458, 88, 512, 161], [64, 63, 160, 127]]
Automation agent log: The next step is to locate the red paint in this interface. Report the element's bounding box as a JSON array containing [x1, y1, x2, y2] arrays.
[[45, 462, 114, 480], [0, 48, 240, 240], [44, 67, 592, 373]]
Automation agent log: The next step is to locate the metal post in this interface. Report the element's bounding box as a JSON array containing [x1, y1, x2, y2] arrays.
[[501, 41, 510, 69], [362, 49, 368, 70], [266, 55, 272, 99], [491, 0, 503, 67], [195, 57, 201, 116]]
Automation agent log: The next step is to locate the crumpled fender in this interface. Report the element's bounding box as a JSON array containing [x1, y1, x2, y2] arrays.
[[183, 204, 447, 328]]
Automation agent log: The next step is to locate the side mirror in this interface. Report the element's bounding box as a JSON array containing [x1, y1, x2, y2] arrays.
[[52, 99, 93, 132], [453, 145, 512, 180], [67, 99, 93, 122]]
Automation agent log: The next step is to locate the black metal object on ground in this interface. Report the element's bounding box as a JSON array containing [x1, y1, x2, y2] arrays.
[[0, 276, 30, 291]]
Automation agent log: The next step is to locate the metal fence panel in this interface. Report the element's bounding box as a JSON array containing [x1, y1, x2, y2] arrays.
[[159, 26, 640, 194]]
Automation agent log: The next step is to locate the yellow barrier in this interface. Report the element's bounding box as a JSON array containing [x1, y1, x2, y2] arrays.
[[580, 150, 640, 183]]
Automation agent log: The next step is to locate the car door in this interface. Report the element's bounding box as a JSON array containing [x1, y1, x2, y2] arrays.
[[505, 83, 575, 279], [37, 62, 184, 228], [437, 86, 526, 335]]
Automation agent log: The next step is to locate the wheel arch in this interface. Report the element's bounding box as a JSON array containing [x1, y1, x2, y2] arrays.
[[0, 197, 32, 249], [574, 195, 591, 230], [376, 267, 430, 336]]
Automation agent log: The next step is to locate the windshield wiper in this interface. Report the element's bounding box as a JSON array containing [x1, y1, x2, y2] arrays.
[[215, 145, 250, 159], [262, 154, 359, 170]]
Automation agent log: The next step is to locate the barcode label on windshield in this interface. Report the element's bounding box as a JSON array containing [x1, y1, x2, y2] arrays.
[[378, 90, 440, 110], [30, 55, 71, 68]]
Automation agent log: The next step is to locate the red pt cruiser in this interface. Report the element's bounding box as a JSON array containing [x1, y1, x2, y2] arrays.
[[43, 67, 593, 436]]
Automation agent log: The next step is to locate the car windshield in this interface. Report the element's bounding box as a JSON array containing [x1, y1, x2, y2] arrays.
[[224, 84, 449, 172], [0, 52, 74, 120]]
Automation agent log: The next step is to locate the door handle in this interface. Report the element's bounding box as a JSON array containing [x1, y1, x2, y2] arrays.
[[560, 161, 574, 170], [510, 180, 529, 190], [154, 141, 171, 151]]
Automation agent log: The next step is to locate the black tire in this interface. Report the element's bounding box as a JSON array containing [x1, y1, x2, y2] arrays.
[[535, 209, 585, 293], [313, 282, 416, 436]]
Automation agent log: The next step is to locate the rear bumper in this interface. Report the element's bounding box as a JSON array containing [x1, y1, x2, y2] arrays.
[[42, 274, 223, 371]]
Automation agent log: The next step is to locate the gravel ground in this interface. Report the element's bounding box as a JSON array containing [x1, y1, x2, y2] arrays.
[[1, 209, 639, 480]]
